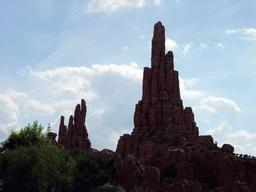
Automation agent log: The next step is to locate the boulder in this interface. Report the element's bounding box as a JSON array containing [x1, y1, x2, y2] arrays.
[[221, 144, 234, 153]]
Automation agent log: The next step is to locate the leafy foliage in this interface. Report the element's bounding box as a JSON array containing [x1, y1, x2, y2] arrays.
[[0, 144, 75, 191], [69, 148, 118, 192], [162, 162, 177, 178], [0, 120, 119, 192], [1, 120, 51, 150]]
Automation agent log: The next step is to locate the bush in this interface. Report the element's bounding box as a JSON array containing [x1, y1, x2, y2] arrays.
[[200, 171, 216, 189], [162, 162, 177, 178]]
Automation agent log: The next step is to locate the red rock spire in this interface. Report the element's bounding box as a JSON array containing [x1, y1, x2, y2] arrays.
[[58, 99, 91, 150], [132, 22, 198, 136], [151, 21, 165, 68]]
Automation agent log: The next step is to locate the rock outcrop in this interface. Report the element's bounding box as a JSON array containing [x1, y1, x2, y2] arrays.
[[58, 99, 91, 150]]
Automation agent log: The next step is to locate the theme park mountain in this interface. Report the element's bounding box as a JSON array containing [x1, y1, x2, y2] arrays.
[[48, 22, 256, 192]]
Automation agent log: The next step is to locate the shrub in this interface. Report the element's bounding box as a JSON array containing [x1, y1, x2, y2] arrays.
[[162, 162, 177, 178]]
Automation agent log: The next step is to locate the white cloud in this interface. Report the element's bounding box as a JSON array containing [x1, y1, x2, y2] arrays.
[[23, 100, 55, 118], [92, 63, 143, 80], [93, 108, 105, 116], [200, 43, 206, 48], [165, 38, 180, 52], [199, 96, 241, 137], [199, 96, 241, 117], [226, 28, 256, 41], [203, 119, 210, 124], [153, 0, 163, 5], [179, 78, 205, 100], [206, 120, 232, 135], [0, 94, 20, 134], [183, 44, 192, 55], [122, 46, 130, 52], [232, 143, 256, 156], [217, 43, 224, 49], [226, 130, 256, 141], [85, 0, 146, 13], [165, 39, 193, 56]]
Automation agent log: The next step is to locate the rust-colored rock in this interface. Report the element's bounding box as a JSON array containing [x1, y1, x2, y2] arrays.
[[57, 99, 91, 150]]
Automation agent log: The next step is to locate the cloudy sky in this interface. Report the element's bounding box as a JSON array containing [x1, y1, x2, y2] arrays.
[[1, 0, 256, 155]]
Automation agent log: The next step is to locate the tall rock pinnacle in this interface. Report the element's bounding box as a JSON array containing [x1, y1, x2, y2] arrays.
[[132, 22, 198, 136], [151, 21, 165, 68]]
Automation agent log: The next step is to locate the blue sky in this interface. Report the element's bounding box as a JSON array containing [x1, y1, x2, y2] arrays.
[[1, 0, 256, 155]]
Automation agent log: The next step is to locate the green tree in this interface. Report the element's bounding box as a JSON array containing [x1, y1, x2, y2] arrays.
[[45, 122, 52, 136], [69, 148, 119, 192], [0, 120, 75, 192], [1, 145, 75, 191], [1, 120, 51, 150]]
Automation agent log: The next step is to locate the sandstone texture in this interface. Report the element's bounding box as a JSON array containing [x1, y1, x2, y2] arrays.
[[58, 99, 91, 150], [115, 22, 256, 192]]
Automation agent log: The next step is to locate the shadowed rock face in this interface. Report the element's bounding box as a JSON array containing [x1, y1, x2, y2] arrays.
[[58, 99, 91, 150]]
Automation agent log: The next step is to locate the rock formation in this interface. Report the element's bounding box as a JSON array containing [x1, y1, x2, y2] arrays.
[[115, 22, 256, 192], [132, 21, 198, 137], [116, 21, 199, 161], [58, 99, 91, 150]]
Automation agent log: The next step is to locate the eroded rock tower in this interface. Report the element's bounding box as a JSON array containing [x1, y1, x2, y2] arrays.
[[116, 22, 199, 159]]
